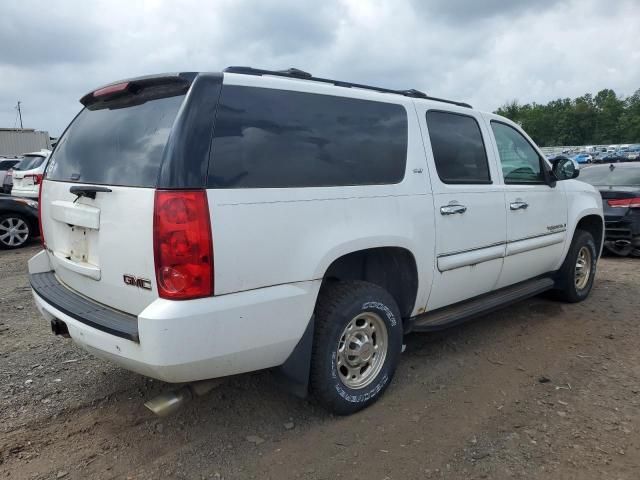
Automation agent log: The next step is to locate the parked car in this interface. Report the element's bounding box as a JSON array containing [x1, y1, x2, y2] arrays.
[[573, 153, 593, 164], [0, 194, 40, 249], [29, 68, 604, 415], [596, 151, 627, 164], [2, 167, 14, 194], [625, 145, 640, 161], [11, 150, 50, 199], [579, 163, 640, 257], [0, 158, 21, 189]]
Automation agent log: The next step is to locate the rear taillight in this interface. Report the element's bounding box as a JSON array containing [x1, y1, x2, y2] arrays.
[[25, 173, 43, 185], [38, 180, 45, 247], [6, 169, 12, 178], [153, 190, 213, 300], [607, 197, 640, 208]]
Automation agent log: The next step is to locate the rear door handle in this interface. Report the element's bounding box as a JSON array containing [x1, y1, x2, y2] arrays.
[[440, 204, 467, 215], [510, 201, 529, 210]]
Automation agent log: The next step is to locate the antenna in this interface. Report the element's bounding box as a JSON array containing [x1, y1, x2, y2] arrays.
[[16, 101, 23, 129]]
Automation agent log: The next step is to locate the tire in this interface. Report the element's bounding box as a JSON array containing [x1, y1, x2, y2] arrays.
[[310, 280, 403, 415], [553, 230, 597, 303], [603, 241, 632, 257], [0, 213, 32, 249]]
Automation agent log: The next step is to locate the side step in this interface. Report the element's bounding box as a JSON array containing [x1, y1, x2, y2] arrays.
[[409, 277, 555, 332]]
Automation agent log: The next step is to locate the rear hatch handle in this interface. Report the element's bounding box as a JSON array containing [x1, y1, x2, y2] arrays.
[[69, 185, 112, 200]]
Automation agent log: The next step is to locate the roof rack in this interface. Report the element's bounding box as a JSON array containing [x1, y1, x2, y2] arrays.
[[223, 66, 473, 109]]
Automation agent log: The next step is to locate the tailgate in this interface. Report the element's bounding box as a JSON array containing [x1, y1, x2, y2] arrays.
[[41, 181, 156, 316], [40, 76, 192, 316]]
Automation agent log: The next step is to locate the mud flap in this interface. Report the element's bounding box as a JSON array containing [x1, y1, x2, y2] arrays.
[[272, 315, 314, 398]]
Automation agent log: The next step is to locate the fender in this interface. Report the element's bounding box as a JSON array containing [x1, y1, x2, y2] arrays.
[[556, 179, 604, 268]]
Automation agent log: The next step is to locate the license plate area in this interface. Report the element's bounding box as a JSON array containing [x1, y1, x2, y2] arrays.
[[69, 226, 89, 263]]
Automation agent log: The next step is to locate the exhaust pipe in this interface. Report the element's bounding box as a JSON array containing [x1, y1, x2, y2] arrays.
[[144, 379, 223, 417]]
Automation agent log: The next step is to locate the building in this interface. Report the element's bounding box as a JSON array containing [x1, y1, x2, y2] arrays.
[[0, 128, 52, 156]]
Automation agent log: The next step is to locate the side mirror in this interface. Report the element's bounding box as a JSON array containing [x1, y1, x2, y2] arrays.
[[551, 157, 579, 181]]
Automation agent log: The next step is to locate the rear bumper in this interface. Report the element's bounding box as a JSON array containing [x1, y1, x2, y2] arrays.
[[28, 251, 320, 383], [604, 215, 640, 245], [11, 188, 38, 199]]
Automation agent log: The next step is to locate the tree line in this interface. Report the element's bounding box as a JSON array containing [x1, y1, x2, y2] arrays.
[[495, 88, 640, 147]]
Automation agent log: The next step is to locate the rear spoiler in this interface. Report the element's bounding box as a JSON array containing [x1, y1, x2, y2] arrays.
[[80, 72, 197, 109]]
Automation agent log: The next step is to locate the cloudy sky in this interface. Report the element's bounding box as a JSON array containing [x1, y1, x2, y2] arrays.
[[1, 0, 639, 136]]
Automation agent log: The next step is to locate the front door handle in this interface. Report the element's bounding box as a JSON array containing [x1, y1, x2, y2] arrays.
[[440, 204, 467, 215], [510, 201, 529, 210]]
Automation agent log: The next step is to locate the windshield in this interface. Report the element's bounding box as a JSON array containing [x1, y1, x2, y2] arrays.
[[579, 166, 640, 186], [15, 155, 45, 171], [46, 94, 185, 188]]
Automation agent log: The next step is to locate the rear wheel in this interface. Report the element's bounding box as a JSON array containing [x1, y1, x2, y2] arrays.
[[0, 214, 31, 249], [553, 230, 597, 302], [310, 281, 403, 415]]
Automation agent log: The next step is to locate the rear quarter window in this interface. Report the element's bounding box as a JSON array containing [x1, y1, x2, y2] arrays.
[[46, 94, 185, 187], [208, 86, 408, 188]]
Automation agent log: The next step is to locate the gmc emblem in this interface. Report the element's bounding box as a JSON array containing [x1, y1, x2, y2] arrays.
[[123, 274, 152, 291]]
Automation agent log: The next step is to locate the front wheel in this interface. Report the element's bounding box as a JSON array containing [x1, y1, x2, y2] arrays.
[[553, 230, 597, 302], [0, 214, 32, 249], [310, 281, 403, 415]]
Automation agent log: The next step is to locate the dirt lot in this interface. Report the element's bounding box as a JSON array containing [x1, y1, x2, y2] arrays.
[[1, 244, 639, 480]]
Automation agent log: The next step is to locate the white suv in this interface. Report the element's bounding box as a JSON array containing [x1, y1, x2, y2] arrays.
[[29, 68, 604, 415], [11, 150, 50, 199]]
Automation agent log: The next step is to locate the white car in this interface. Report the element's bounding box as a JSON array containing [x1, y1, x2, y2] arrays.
[[29, 68, 604, 415], [0, 158, 22, 188], [11, 150, 50, 199]]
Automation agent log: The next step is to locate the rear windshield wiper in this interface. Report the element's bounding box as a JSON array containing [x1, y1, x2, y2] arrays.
[[69, 185, 112, 200]]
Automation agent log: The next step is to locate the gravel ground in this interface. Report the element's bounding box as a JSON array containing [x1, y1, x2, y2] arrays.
[[1, 243, 639, 479]]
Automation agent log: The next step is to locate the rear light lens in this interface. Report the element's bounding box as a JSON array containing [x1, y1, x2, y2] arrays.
[[37, 179, 45, 248], [93, 82, 129, 97], [6, 169, 12, 177], [153, 190, 213, 300], [607, 197, 640, 208], [25, 173, 43, 185]]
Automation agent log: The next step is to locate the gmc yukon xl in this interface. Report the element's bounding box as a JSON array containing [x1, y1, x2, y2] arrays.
[[29, 67, 604, 414]]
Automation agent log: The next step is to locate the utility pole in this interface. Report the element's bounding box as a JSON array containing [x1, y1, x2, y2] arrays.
[[16, 101, 23, 129]]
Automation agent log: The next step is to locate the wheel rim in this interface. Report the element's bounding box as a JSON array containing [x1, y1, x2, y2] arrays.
[[0, 217, 29, 247], [336, 312, 388, 389], [574, 246, 592, 290]]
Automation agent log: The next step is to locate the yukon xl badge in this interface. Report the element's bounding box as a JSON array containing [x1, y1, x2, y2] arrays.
[[123, 274, 152, 291]]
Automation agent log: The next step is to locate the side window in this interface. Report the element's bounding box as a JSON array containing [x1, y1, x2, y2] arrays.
[[426, 111, 491, 184], [209, 86, 408, 188], [491, 121, 545, 184]]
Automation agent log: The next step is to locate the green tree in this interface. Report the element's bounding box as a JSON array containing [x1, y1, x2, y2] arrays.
[[494, 88, 639, 146]]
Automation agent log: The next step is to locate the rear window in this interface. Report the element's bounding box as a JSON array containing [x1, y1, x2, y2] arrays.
[[579, 166, 640, 186], [208, 86, 408, 188], [15, 156, 45, 171], [46, 94, 185, 187], [0, 160, 20, 171]]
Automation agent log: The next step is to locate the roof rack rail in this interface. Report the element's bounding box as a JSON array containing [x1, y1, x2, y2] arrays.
[[223, 66, 472, 109]]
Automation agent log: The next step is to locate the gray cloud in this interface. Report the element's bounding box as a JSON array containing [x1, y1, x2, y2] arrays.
[[412, 0, 568, 23], [0, 2, 106, 66], [0, 0, 638, 137]]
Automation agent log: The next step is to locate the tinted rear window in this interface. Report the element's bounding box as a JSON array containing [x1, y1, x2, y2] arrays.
[[16, 156, 45, 171], [208, 86, 408, 188], [46, 95, 184, 187]]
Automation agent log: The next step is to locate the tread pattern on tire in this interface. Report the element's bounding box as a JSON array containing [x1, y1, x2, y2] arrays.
[[310, 280, 401, 415]]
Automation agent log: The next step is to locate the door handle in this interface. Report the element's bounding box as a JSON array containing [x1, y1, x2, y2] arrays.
[[510, 201, 529, 210], [440, 204, 467, 215]]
